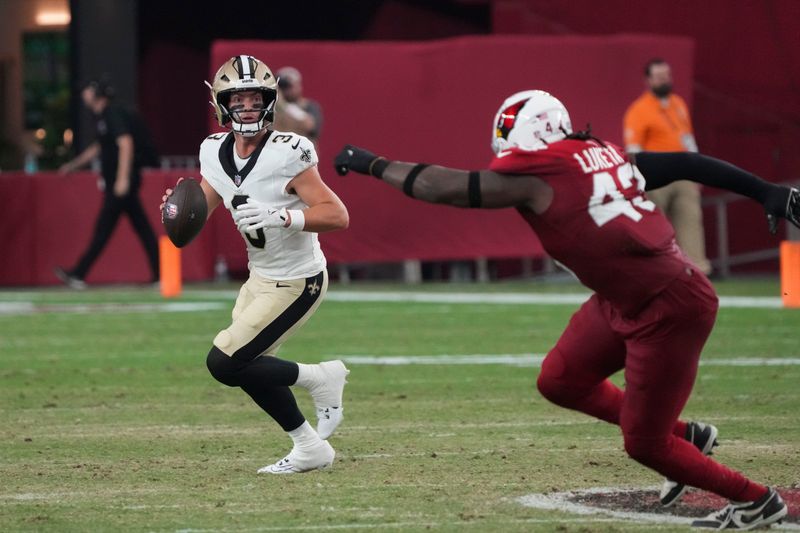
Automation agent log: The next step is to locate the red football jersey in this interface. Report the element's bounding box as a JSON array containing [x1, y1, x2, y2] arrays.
[[489, 139, 689, 316]]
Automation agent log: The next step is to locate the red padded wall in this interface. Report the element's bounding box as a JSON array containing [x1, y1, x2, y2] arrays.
[[209, 35, 693, 273], [0, 171, 215, 286], [2, 35, 703, 285]]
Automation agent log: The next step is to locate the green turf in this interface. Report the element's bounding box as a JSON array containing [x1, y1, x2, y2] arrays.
[[1, 280, 798, 532]]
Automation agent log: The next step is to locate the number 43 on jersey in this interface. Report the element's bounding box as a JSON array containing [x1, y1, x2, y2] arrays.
[[588, 163, 656, 226]]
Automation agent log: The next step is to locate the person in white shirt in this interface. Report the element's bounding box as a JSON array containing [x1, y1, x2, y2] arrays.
[[161, 55, 349, 474]]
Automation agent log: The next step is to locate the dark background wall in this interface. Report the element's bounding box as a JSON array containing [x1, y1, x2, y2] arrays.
[[54, 0, 800, 182], [128, 0, 800, 187], [493, 0, 800, 183], [69, 0, 137, 150], [135, 0, 490, 156]]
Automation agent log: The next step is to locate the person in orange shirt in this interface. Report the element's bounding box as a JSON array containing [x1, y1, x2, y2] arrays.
[[624, 58, 711, 275]]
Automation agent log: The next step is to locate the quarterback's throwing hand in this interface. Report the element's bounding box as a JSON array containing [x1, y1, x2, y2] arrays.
[[334, 144, 380, 176], [234, 199, 288, 232]]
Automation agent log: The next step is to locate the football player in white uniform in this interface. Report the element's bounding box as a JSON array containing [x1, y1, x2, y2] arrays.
[[161, 55, 350, 474]]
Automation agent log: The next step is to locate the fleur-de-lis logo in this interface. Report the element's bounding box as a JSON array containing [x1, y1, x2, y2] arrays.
[[307, 280, 320, 295], [300, 148, 312, 163]]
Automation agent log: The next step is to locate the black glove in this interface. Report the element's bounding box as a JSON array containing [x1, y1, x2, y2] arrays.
[[334, 144, 381, 176], [765, 186, 800, 235]]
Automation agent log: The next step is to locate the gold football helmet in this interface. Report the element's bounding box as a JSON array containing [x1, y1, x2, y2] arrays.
[[206, 55, 278, 136]]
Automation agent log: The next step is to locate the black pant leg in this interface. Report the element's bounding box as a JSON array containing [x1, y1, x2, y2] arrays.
[[206, 347, 305, 432], [123, 191, 160, 281], [72, 194, 124, 279], [240, 384, 306, 432]]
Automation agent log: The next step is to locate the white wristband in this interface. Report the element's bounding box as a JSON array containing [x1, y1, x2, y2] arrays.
[[285, 209, 305, 231]]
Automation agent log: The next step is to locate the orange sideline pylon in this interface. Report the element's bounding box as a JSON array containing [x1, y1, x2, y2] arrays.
[[780, 241, 800, 308], [159, 236, 182, 298]]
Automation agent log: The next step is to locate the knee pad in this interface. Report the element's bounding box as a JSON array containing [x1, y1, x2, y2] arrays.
[[206, 346, 241, 387], [538, 347, 613, 400], [537, 348, 568, 402], [623, 434, 670, 468]]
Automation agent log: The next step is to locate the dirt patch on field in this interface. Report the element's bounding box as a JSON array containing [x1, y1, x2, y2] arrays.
[[571, 488, 800, 523]]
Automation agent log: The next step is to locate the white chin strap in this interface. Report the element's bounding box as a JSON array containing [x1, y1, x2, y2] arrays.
[[231, 119, 266, 137]]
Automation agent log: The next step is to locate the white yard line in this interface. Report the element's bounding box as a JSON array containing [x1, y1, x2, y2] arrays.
[[340, 353, 800, 367], [341, 354, 547, 366], [0, 301, 226, 315], [327, 291, 591, 305], [325, 291, 784, 309], [0, 289, 788, 315], [0, 289, 783, 309]]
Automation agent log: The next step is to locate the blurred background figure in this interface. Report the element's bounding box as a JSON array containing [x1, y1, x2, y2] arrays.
[[54, 78, 160, 289], [623, 58, 711, 275], [274, 66, 323, 149]]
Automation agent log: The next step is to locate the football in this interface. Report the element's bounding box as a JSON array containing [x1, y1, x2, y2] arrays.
[[162, 178, 208, 248]]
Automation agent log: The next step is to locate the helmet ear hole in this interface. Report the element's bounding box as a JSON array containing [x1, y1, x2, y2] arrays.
[[262, 88, 277, 123]]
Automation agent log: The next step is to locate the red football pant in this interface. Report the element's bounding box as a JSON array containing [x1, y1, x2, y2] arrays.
[[537, 268, 766, 502]]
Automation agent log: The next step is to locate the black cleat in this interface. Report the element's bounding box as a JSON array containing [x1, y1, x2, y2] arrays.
[[692, 487, 787, 530], [660, 422, 719, 507]]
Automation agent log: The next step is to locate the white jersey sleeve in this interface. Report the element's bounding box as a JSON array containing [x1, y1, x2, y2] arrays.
[[282, 134, 318, 179], [199, 133, 229, 196]]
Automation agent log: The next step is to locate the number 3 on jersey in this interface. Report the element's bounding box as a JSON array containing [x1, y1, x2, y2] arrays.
[[588, 164, 655, 226], [231, 195, 266, 248]]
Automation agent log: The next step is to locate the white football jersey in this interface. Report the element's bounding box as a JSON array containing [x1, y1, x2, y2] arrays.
[[199, 130, 326, 280]]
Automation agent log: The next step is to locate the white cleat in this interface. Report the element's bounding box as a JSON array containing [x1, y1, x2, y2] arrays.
[[316, 406, 344, 441], [309, 360, 350, 439], [257, 440, 335, 475]]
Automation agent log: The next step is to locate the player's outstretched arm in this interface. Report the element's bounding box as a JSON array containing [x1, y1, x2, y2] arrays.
[[334, 144, 545, 210], [634, 151, 799, 234]]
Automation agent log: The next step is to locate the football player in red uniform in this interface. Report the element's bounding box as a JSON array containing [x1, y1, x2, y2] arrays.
[[334, 90, 798, 530]]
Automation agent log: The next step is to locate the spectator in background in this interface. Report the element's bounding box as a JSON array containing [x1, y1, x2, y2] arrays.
[[274, 66, 323, 148], [623, 58, 711, 275], [54, 78, 160, 289]]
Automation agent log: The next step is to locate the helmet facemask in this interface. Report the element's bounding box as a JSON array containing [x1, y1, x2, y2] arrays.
[[216, 88, 277, 137]]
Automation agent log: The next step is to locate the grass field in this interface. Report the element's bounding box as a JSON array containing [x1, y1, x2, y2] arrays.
[[1, 278, 799, 532]]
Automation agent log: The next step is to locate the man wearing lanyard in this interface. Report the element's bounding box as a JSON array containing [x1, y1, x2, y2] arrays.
[[624, 58, 711, 275]]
